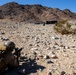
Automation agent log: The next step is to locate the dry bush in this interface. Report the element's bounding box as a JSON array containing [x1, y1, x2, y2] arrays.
[[54, 20, 75, 35]]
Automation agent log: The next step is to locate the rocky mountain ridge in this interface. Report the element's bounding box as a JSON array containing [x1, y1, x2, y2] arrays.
[[0, 2, 76, 23]]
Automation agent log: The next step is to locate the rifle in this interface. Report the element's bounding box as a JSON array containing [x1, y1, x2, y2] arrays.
[[14, 47, 23, 62], [13, 47, 23, 64]]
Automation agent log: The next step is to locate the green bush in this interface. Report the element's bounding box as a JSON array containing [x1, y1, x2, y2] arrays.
[[54, 20, 75, 35]]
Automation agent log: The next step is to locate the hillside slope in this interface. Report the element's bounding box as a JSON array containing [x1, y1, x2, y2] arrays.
[[0, 2, 76, 22]]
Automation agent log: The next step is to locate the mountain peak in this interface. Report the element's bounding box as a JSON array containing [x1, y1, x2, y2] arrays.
[[0, 2, 76, 22]]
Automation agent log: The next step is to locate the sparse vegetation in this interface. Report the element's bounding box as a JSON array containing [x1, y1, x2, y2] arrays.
[[54, 20, 76, 35]]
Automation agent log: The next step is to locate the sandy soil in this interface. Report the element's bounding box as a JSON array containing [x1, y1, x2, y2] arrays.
[[0, 20, 76, 75]]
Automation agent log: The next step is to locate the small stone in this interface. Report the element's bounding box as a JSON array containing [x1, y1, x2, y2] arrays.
[[18, 68, 26, 74], [48, 51, 57, 59], [51, 54, 57, 59], [35, 37, 40, 43], [53, 45, 60, 50], [54, 42, 59, 45], [61, 71, 66, 75], [0, 32, 5, 35], [38, 54, 43, 58], [73, 72, 76, 75], [64, 46, 69, 49], [21, 52, 25, 57], [36, 57, 39, 60], [31, 48, 38, 50], [32, 51, 37, 55], [29, 54, 36, 60], [29, 44, 33, 46], [52, 36, 59, 40], [45, 59, 53, 64], [43, 55, 50, 59], [39, 68, 42, 71], [35, 44, 39, 47], [72, 46, 75, 48], [52, 36, 55, 40], [1, 37, 9, 41], [48, 72, 52, 75], [48, 51, 54, 55], [46, 47, 51, 50], [48, 69, 52, 75]]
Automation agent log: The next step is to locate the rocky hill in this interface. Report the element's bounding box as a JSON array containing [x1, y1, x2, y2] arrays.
[[0, 2, 76, 23]]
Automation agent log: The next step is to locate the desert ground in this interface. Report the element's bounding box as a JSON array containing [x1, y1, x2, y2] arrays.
[[0, 20, 76, 75]]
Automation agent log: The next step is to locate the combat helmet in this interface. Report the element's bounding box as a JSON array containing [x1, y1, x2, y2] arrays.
[[4, 41, 15, 50]]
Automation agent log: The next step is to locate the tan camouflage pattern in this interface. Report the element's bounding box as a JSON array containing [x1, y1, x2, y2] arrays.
[[0, 46, 6, 51]]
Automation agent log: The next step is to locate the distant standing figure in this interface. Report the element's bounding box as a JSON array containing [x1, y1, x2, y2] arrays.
[[43, 22, 45, 26]]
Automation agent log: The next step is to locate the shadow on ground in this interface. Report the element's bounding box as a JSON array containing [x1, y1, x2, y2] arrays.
[[5, 58, 45, 75]]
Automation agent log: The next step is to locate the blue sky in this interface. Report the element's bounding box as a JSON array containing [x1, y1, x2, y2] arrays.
[[0, 0, 76, 12]]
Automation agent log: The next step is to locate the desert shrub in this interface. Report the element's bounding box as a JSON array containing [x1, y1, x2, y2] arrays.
[[54, 20, 75, 35], [66, 23, 71, 28], [58, 20, 67, 24]]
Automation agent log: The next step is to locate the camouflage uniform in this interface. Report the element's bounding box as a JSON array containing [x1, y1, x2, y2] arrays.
[[0, 41, 19, 74]]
